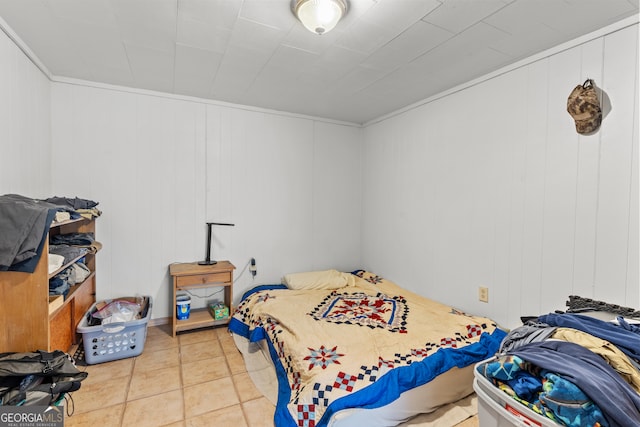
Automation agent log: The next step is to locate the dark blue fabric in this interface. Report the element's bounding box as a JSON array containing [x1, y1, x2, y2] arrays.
[[510, 340, 640, 427], [508, 373, 542, 402], [50, 232, 94, 246], [537, 313, 640, 361], [6, 208, 57, 273], [617, 316, 640, 333]]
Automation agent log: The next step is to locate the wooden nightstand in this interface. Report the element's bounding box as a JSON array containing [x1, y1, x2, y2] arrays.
[[169, 261, 235, 337]]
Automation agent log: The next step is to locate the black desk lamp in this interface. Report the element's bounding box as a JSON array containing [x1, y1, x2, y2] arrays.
[[199, 222, 235, 265]]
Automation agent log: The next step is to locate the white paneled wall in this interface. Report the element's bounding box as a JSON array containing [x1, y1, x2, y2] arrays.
[[362, 23, 639, 329], [205, 107, 363, 301], [51, 85, 362, 319], [0, 27, 50, 196], [51, 84, 207, 318]]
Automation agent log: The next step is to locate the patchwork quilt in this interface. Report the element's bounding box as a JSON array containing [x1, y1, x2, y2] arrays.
[[229, 271, 506, 427]]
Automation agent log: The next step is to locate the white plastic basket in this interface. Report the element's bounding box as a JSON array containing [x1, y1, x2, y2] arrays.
[[473, 359, 561, 427], [76, 297, 152, 364]]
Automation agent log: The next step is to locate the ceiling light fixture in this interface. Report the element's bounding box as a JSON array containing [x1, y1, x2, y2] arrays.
[[293, 0, 347, 35]]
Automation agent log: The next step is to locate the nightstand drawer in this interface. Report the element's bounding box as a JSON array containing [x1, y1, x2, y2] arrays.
[[177, 271, 231, 287]]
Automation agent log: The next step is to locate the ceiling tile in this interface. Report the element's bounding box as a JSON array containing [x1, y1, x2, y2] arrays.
[[408, 21, 511, 74], [422, 0, 512, 33], [177, 0, 241, 30], [177, 16, 232, 53], [533, 0, 637, 35], [361, 21, 453, 73], [239, 0, 296, 31], [296, 45, 368, 86], [488, 25, 563, 58], [360, 0, 441, 32], [56, 18, 130, 73], [110, 0, 178, 51], [282, 25, 342, 55], [335, 18, 398, 55], [229, 15, 288, 51], [329, 65, 390, 95], [124, 43, 175, 93], [45, 0, 119, 30], [209, 44, 271, 99], [174, 44, 223, 97], [88, 64, 134, 87], [486, 0, 637, 38], [259, 44, 320, 80]]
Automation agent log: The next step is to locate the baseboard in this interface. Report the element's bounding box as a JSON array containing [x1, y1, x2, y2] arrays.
[[148, 316, 169, 327]]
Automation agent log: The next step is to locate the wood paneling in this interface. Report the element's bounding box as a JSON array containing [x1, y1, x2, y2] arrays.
[[50, 303, 73, 352], [0, 257, 50, 352]]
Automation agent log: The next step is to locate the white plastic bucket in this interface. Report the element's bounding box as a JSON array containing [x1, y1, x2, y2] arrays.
[[176, 294, 191, 320]]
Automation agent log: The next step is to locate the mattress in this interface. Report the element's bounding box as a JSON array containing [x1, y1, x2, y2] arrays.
[[233, 332, 481, 426]]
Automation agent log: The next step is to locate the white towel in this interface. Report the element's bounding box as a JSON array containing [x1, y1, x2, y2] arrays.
[[48, 253, 65, 274]]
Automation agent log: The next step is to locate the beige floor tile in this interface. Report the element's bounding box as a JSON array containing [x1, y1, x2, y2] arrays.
[[144, 328, 180, 352], [225, 351, 247, 375], [64, 404, 124, 427], [242, 397, 275, 427], [128, 364, 181, 400], [215, 327, 235, 347], [215, 326, 233, 340], [122, 389, 184, 426], [232, 372, 263, 402], [186, 404, 248, 427], [455, 415, 479, 427], [221, 342, 242, 357], [81, 357, 134, 384], [162, 422, 186, 427], [182, 355, 230, 387], [180, 339, 223, 364], [134, 346, 180, 373], [71, 375, 130, 414], [178, 329, 217, 346], [147, 323, 173, 336], [183, 377, 239, 418]]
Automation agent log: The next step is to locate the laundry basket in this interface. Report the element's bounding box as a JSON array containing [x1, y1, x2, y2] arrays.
[[76, 296, 152, 364], [473, 358, 561, 427]]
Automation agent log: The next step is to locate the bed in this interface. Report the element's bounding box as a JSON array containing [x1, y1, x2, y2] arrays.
[[229, 269, 506, 427]]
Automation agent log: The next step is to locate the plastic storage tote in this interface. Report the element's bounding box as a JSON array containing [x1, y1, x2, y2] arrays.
[[473, 359, 561, 427], [77, 296, 152, 364]]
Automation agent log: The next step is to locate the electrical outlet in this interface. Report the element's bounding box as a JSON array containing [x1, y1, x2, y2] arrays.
[[249, 257, 257, 277], [478, 286, 489, 303]]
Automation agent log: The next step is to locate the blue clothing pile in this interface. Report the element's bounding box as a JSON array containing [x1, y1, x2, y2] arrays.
[[478, 313, 640, 427]]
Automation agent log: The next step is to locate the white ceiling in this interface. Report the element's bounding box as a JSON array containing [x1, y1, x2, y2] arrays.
[[0, 0, 637, 124]]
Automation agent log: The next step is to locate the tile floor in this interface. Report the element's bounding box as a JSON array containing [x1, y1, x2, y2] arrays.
[[64, 324, 479, 427]]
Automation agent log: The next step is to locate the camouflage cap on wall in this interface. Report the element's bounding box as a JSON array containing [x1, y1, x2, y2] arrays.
[[567, 79, 602, 135]]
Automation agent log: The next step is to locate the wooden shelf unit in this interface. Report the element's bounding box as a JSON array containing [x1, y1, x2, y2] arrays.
[[0, 217, 98, 353], [169, 261, 235, 337]]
